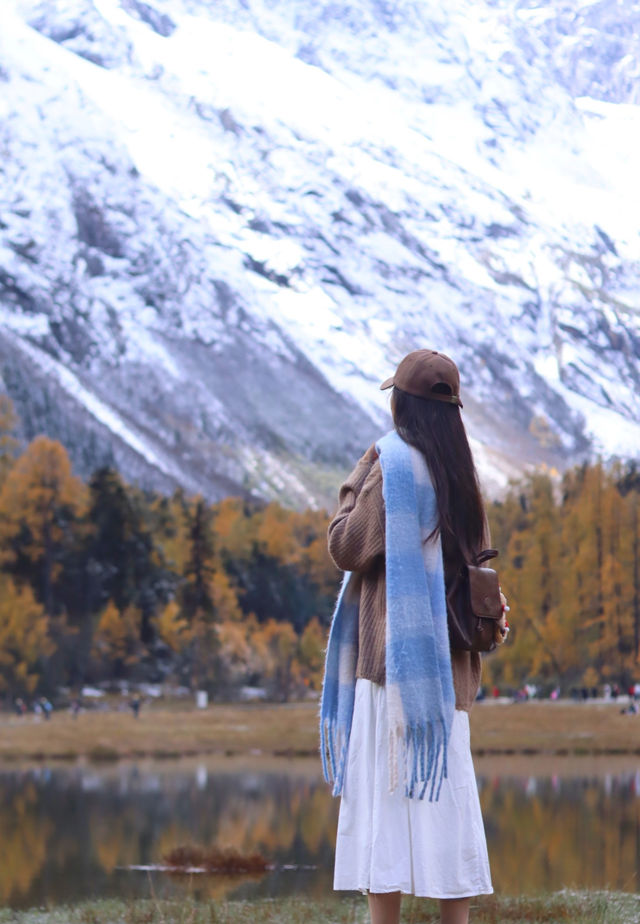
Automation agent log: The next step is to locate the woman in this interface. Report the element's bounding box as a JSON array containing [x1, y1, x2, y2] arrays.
[[320, 349, 504, 924]]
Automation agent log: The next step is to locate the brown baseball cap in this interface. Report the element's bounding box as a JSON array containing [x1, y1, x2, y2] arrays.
[[380, 349, 463, 407]]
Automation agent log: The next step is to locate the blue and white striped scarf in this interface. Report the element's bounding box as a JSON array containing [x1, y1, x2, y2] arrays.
[[320, 429, 455, 801]]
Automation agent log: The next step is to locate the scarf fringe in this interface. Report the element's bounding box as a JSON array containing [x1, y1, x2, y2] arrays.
[[325, 707, 449, 802], [321, 717, 349, 796], [388, 719, 450, 802]]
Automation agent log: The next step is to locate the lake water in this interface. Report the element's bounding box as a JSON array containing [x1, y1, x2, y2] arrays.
[[1, 754, 639, 909]]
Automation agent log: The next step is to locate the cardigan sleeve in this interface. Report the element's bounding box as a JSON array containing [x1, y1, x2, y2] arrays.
[[328, 448, 385, 574]]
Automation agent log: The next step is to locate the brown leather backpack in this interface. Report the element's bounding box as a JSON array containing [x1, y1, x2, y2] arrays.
[[446, 549, 503, 652]]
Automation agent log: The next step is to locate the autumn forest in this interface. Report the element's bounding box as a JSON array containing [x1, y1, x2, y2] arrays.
[[1, 393, 639, 703]]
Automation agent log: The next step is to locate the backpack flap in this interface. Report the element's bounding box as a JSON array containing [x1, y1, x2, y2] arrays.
[[468, 565, 502, 619]]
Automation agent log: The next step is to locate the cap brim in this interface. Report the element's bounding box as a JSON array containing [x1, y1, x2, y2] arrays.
[[380, 376, 395, 390]]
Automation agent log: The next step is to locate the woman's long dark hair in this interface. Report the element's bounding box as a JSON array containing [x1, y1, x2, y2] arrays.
[[391, 386, 486, 564]]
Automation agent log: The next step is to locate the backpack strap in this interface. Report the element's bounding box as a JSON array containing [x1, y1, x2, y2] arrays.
[[473, 549, 499, 566]]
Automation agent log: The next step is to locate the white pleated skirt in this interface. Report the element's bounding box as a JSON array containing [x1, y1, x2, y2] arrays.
[[333, 679, 493, 899]]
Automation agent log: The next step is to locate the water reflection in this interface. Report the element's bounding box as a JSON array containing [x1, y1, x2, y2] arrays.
[[0, 758, 338, 909], [0, 755, 639, 908], [476, 756, 640, 895]]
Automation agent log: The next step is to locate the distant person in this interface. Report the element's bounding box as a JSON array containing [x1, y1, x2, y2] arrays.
[[40, 697, 53, 720], [321, 350, 508, 924], [129, 695, 141, 718], [14, 698, 27, 716]]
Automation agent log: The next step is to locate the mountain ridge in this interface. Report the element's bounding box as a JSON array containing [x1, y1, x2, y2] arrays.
[[0, 0, 639, 508]]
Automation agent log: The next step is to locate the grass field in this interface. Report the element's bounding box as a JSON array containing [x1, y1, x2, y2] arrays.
[[0, 892, 638, 924], [0, 701, 318, 761], [471, 700, 640, 756], [0, 700, 639, 762]]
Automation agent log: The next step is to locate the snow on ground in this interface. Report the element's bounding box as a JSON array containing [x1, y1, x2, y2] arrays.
[[2, 327, 193, 483], [0, 0, 639, 501]]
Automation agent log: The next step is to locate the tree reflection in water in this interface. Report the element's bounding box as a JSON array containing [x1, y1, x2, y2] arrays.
[[0, 757, 639, 908], [478, 761, 640, 894]]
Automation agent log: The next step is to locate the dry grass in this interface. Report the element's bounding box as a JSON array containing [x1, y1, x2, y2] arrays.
[[404, 891, 632, 923], [162, 846, 269, 874], [0, 700, 639, 762], [470, 701, 640, 755], [0, 701, 319, 761], [0, 892, 637, 924]]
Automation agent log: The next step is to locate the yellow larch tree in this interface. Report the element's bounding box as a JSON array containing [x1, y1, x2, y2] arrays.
[[0, 395, 19, 490], [255, 619, 302, 702], [597, 479, 635, 686], [92, 601, 142, 676], [0, 436, 87, 620], [0, 574, 53, 696], [298, 616, 326, 691], [155, 599, 189, 656]]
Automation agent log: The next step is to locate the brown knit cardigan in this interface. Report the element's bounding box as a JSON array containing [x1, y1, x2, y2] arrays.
[[327, 444, 482, 712]]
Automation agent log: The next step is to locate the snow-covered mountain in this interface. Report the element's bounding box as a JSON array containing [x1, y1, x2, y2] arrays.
[[0, 0, 639, 507]]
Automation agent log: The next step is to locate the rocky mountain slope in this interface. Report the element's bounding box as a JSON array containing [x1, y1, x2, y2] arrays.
[[0, 0, 639, 507]]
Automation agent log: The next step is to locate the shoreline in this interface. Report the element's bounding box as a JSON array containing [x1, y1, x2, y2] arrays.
[[1, 700, 639, 762]]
